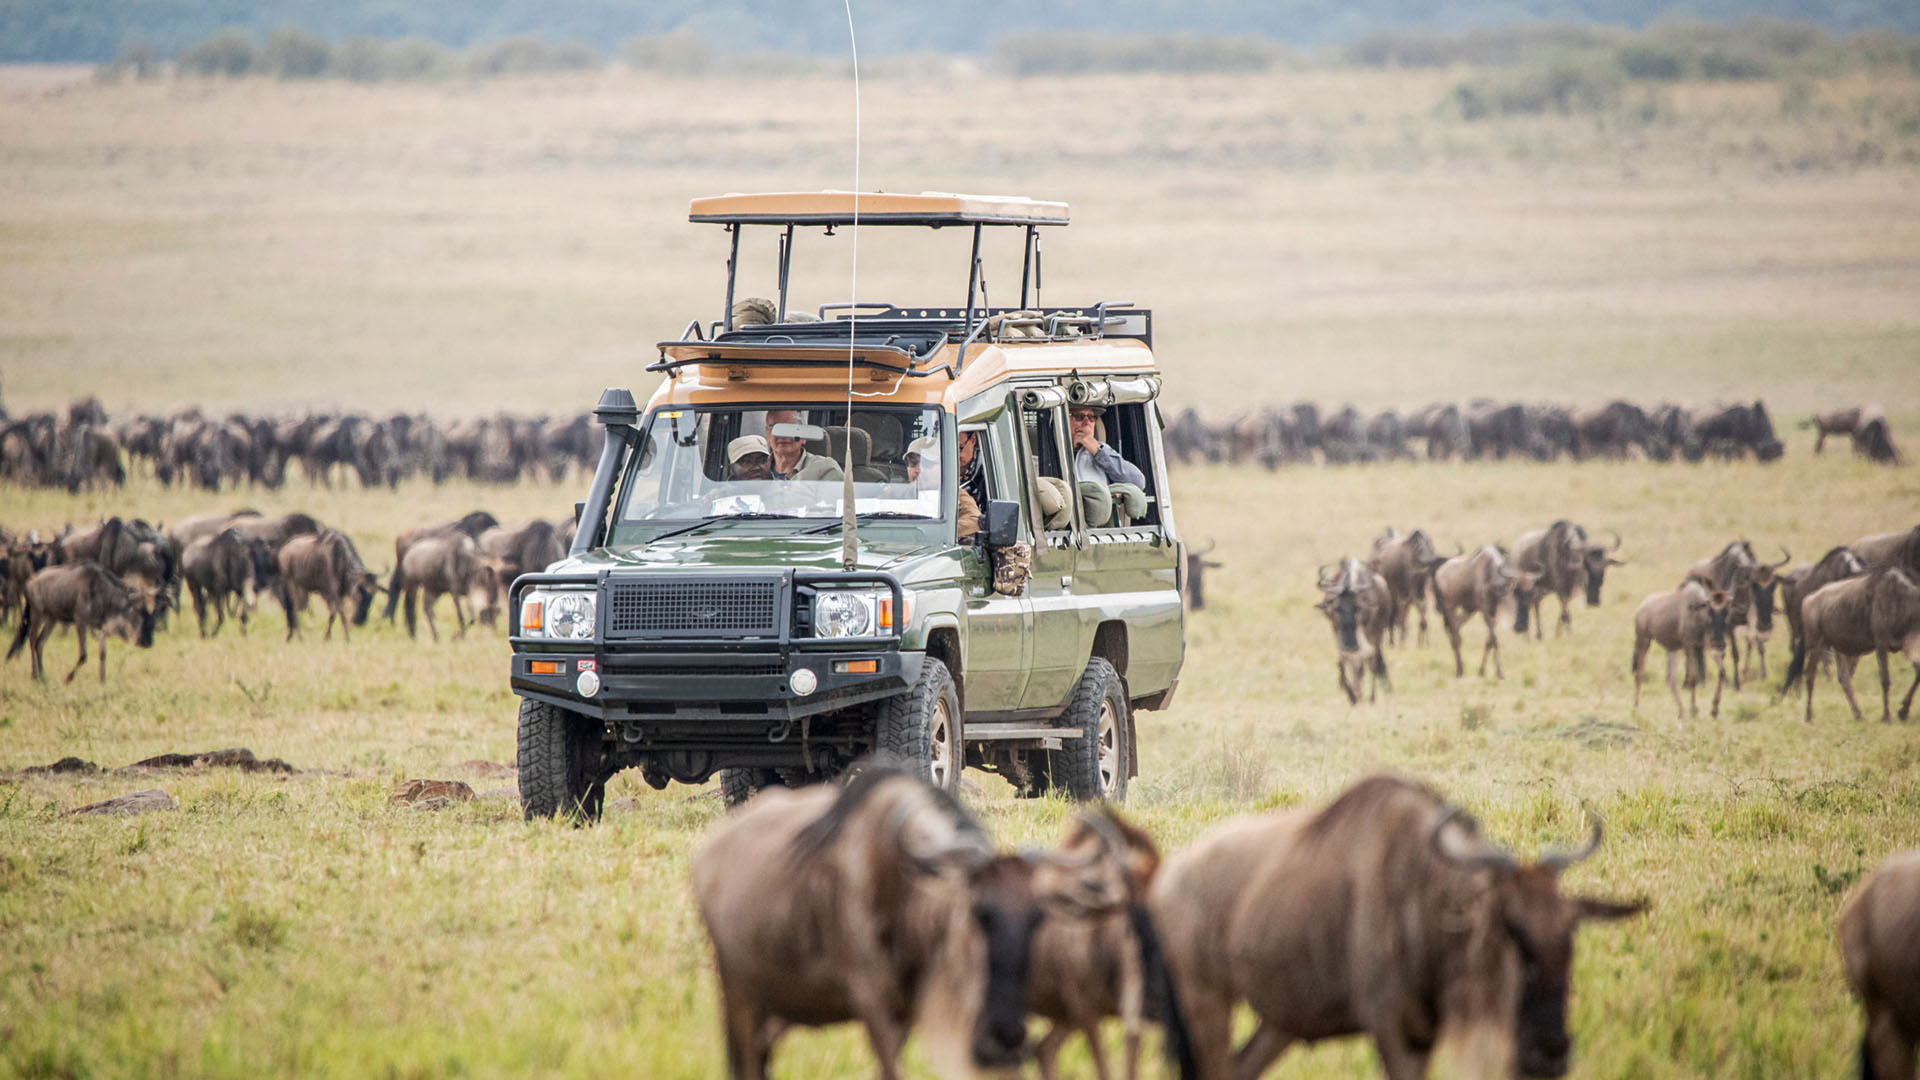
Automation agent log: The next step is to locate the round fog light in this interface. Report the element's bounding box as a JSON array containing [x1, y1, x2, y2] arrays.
[[576, 669, 601, 697], [789, 668, 818, 696]]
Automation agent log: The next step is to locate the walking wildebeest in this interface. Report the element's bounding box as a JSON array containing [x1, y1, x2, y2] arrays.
[[1783, 570, 1920, 723], [6, 562, 158, 682], [1632, 578, 1731, 719], [1026, 806, 1186, 1080], [1840, 847, 1920, 1079], [1368, 527, 1441, 646], [691, 767, 1105, 1080], [1513, 521, 1622, 639], [1317, 557, 1392, 703], [1181, 538, 1223, 612], [396, 533, 498, 641], [182, 527, 276, 638], [1686, 540, 1791, 686], [1431, 545, 1535, 679], [1150, 773, 1644, 1080], [277, 529, 381, 642], [381, 510, 500, 624]]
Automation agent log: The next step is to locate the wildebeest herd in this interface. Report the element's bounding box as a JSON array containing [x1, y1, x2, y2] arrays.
[[694, 761, 1920, 1080], [0, 395, 598, 492], [2, 509, 575, 682], [1165, 399, 1903, 468], [1314, 521, 1920, 724]]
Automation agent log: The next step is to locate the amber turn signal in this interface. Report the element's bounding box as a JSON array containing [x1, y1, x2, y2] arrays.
[[529, 660, 564, 675], [833, 659, 878, 674]]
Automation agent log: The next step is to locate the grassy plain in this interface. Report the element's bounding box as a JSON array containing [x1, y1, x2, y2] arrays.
[[2, 61, 1920, 1080]]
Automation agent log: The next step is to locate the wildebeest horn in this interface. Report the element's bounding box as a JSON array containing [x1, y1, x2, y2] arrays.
[[1193, 538, 1216, 558], [1428, 805, 1517, 873], [1770, 545, 1791, 570], [1608, 529, 1623, 553], [1537, 807, 1604, 873], [1316, 563, 1341, 590]]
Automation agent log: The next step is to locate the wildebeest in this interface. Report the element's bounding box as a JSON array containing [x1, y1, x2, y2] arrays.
[[1853, 526, 1920, 576], [1807, 405, 1903, 464], [277, 529, 381, 642], [396, 533, 497, 641], [168, 508, 263, 555], [1025, 806, 1183, 1080], [1686, 540, 1791, 685], [1368, 527, 1440, 646], [382, 511, 500, 624], [691, 767, 1098, 1080], [1694, 400, 1784, 462], [6, 562, 158, 682], [1780, 546, 1869, 659], [1407, 402, 1470, 461], [1631, 578, 1731, 719], [229, 511, 325, 554], [1784, 569, 1920, 723], [1181, 538, 1223, 611], [1513, 521, 1622, 638], [182, 527, 276, 638], [1150, 773, 1645, 1080], [475, 519, 566, 624], [2, 532, 55, 626], [1317, 557, 1392, 703], [55, 516, 176, 595], [1431, 545, 1535, 679], [1839, 847, 1920, 1079]]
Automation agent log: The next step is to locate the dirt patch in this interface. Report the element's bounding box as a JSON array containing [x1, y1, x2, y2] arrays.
[[1554, 716, 1641, 750], [121, 748, 296, 774]]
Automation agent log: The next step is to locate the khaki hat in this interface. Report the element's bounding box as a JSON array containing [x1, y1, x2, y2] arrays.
[[727, 435, 770, 463], [905, 435, 939, 459]]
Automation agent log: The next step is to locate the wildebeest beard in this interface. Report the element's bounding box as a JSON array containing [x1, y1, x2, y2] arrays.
[[1750, 581, 1776, 632], [1332, 594, 1361, 652], [351, 579, 377, 626], [969, 857, 1045, 1068]]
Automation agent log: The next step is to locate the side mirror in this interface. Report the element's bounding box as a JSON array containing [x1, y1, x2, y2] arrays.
[[984, 500, 1020, 547], [573, 500, 585, 525]]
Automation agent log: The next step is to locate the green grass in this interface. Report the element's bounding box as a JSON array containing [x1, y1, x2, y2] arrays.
[[3, 453, 1917, 1077]]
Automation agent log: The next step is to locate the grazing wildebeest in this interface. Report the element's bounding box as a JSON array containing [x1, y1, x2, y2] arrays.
[[1807, 406, 1868, 454], [1181, 538, 1223, 612], [1368, 527, 1441, 646], [397, 533, 499, 641], [1632, 578, 1731, 719], [1513, 521, 1623, 639], [1150, 773, 1644, 1080], [6, 562, 157, 682], [1784, 570, 1920, 723], [691, 767, 1095, 1080], [1686, 540, 1791, 686], [1431, 545, 1535, 679], [277, 529, 380, 642], [1317, 557, 1392, 703], [1839, 848, 1920, 1079], [382, 511, 501, 624], [1026, 806, 1185, 1080], [1572, 401, 1653, 460], [182, 528, 275, 638], [1694, 400, 1785, 462]]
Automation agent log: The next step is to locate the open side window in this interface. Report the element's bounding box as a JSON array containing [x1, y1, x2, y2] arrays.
[[1088, 402, 1159, 531], [1020, 402, 1078, 545]]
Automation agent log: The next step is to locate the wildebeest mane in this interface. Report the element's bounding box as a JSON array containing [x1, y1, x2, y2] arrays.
[[1302, 773, 1443, 844], [456, 510, 500, 538], [789, 762, 979, 866]]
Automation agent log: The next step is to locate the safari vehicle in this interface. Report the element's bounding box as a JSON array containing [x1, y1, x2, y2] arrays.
[[508, 191, 1186, 819]]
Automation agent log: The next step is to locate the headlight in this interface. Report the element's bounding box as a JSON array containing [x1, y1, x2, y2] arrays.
[[521, 589, 596, 640], [825, 584, 883, 634]]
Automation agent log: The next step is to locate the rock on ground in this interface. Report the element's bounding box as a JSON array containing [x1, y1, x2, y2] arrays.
[[67, 789, 176, 816], [390, 779, 475, 807]]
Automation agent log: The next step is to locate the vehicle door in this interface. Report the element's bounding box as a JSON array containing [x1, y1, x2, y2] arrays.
[[958, 406, 1031, 711], [1015, 390, 1088, 711]]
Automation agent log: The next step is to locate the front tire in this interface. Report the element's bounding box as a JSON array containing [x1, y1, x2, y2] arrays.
[[517, 698, 606, 822], [876, 657, 961, 793], [1051, 657, 1130, 802], [719, 768, 778, 809]]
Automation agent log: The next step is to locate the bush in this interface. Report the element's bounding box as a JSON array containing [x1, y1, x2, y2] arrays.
[[256, 28, 330, 79], [1452, 53, 1625, 119], [621, 30, 710, 76], [1348, 24, 1616, 69], [177, 30, 254, 78], [464, 36, 602, 78], [97, 42, 158, 82]]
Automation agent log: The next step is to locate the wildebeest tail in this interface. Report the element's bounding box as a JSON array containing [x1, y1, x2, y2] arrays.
[[5, 597, 28, 661], [1781, 636, 1808, 693], [1132, 903, 1198, 1080], [382, 563, 405, 622]]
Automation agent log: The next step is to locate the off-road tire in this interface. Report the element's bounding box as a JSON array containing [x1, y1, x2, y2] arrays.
[[1050, 657, 1130, 802], [719, 768, 778, 809], [875, 658, 961, 793], [517, 698, 607, 822]]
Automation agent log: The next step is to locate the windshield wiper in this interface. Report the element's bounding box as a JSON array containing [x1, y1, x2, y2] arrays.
[[647, 513, 795, 543], [800, 512, 932, 536]]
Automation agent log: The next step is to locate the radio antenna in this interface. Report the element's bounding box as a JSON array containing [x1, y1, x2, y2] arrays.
[[838, 0, 862, 571]]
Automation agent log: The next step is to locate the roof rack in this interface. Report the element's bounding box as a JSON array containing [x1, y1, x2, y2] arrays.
[[689, 191, 1069, 228]]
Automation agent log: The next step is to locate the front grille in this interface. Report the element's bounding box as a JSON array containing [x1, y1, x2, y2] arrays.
[[604, 659, 787, 677], [606, 579, 781, 637]]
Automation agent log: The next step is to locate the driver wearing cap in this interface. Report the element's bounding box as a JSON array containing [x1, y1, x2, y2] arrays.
[[726, 435, 773, 481], [905, 433, 978, 541]]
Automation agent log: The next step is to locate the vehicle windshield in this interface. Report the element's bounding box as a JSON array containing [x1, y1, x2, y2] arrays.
[[611, 404, 949, 541]]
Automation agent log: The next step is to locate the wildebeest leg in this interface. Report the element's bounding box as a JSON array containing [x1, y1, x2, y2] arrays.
[[1442, 608, 1464, 677], [1415, 597, 1428, 647], [29, 617, 53, 681], [423, 588, 443, 643], [190, 581, 209, 638], [1478, 609, 1502, 679], [1804, 643, 1821, 722], [97, 628, 110, 683], [1631, 633, 1649, 712], [1728, 633, 1742, 691], [66, 623, 90, 684], [1034, 1025, 1068, 1080], [1666, 650, 1686, 718], [717, 982, 771, 1080], [1556, 592, 1571, 637], [1880, 648, 1894, 723], [209, 588, 226, 638], [452, 589, 469, 640], [1372, 1033, 1432, 1080], [1176, 984, 1236, 1080], [1233, 1022, 1295, 1080], [1710, 654, 1725, 719], [1337, 655, 1359, 705], [1863, 1006, 1914, 1080], [1836, 654, 1866, 722], [1902, 657, 1920, 721]]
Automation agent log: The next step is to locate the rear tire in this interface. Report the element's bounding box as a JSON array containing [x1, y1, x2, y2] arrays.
[[719, 767, 778, 809], [517, 698, 606, 822], [875, 658, 961, 793], [1050, 657, 1130, 802]]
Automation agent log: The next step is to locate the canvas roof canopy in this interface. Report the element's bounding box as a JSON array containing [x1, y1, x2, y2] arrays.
[[689, 191, 1070, 227]]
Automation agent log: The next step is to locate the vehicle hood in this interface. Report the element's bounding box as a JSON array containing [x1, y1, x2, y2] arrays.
[[550, 535, 940, 576]]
